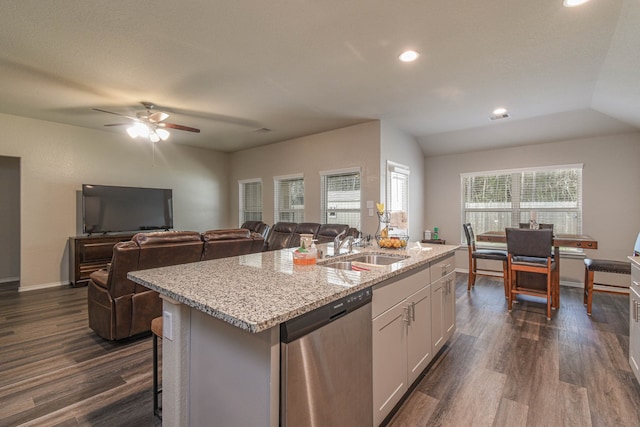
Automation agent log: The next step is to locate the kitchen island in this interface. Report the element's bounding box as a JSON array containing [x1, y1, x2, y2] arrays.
[[128, 242, 458, 426]]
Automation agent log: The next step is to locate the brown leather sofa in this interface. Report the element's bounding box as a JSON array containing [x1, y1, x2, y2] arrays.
[[88, 229, 264, 340], [241, 220, 270, 239], [263, 222, 354, 250]]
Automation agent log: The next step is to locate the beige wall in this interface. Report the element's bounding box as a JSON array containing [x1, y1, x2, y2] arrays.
[[0, 155, 20, 282], [0, 113, 230, 290], [229, 121, 381, 236], [380, 121, 425, 241], [425, 132, 640, 284]]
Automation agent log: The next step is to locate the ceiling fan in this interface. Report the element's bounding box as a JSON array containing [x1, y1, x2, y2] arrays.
[[94, 102, 200, 142]]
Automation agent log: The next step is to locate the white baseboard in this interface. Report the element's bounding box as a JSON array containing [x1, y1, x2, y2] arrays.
[[19, 281, 70, 292]]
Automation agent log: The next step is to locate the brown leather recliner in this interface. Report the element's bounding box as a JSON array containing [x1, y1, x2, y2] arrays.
[[241, 220, 270, 239], [316, 224, 350, 243], [202, 228, 264, 260], [88, 231, 204, 341], [290, 222, 321, 248], [264, 222, 297, 251]]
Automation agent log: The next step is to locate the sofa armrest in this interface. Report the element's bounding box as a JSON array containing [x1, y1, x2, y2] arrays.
[[89, 268, 109, 289]]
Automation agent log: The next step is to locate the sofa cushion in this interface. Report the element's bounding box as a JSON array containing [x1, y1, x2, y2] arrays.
[[202, 228, 251, 241]]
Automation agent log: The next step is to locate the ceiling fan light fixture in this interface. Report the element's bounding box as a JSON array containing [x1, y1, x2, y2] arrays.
[[156, 128, 170, 141], [563, 0, 589, 7], [149, 131, 160, 143]]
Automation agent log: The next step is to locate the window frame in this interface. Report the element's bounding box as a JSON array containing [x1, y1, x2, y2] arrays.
[[386, 161, 410, 235], [274, 173, 305, 223], [238, 178, 263, 226], [320, 167, 362, 230], [461, 164, 583, 249]]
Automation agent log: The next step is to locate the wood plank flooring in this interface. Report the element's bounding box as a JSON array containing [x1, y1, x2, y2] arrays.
[[0, 285, 160, 427], [388, 275, 640, 426], [1, 275, 639, 426]]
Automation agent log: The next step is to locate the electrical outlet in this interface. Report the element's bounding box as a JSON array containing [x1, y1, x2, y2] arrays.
[[163, 311, 173, 341], [368, 208, 374, 216], [366, 200, 374, 209]]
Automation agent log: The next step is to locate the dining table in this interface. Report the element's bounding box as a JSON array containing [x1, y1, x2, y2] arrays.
[[476, 231, 598, 309]]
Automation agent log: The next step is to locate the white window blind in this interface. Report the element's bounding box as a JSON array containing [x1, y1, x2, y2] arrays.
[[274, 175, 305, 223], [461, 164, 583, 243], [386, 162, 410, 234], [239, 179, 262, 225], [320, 169, 361, 230]]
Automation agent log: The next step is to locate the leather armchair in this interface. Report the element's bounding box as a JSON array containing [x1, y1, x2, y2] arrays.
[[88, 231, 203, 341], [241, 220, 270, 239], [290, 222, 321, 248], [315, 224, 350, 244], [202, 228, 264, 260], [265, 222, 297, 251]]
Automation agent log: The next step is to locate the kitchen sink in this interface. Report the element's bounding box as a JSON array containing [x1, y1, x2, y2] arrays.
[[347, 254, 409, 265], [321, 253, 409, 270], [322, 261, 354, 271]]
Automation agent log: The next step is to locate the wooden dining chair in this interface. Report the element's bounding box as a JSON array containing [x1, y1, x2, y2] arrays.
[[518, 222, 558, 301], [463, 223, 508, 296], [506, 228, 557, 320]]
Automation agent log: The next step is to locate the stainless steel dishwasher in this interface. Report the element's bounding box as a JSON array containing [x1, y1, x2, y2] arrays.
[[280, 288, 373, 426]]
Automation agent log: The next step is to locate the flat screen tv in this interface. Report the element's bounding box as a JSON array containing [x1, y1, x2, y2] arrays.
[[82, 184, 173, 234]]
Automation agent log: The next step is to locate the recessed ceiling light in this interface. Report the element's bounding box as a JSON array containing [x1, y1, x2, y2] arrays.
[[563, 0, 590, 7], [490, 107, 510, 120], [399, 50, 420, 62]]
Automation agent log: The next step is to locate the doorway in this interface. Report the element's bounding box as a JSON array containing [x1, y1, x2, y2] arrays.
[[0, 156, 20, 290]]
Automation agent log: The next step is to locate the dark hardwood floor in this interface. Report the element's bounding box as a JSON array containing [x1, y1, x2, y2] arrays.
[[388, 275, 640, 426], [1, 275, 639, 426]]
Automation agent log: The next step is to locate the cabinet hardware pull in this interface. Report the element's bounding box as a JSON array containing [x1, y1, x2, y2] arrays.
[[403, 306, 410, 323], [411, 302, 416, 321], [636, 300, 640, 323]]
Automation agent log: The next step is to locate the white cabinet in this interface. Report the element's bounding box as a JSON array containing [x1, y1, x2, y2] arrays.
[[630, 260, 640, 384], [372, 266, 431, 426], [407, 285, 432, 384], [431, 254, 456, 354]]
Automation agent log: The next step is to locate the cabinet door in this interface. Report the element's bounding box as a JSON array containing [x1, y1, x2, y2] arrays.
[[443, 273, 456, 340], [630, 284, 640, 383], [407, 285, 432, 384], [431, 276, 444, 354], [372, 302, 408, 426]]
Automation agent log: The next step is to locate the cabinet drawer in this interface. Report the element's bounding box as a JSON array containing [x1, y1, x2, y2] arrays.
[[431, 254, 455, 281], [80, 241, 118, 262], [373, 265, 430, 319]]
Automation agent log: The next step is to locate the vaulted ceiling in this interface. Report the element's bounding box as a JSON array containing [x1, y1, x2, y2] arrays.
[[1, 1, 638, 156]]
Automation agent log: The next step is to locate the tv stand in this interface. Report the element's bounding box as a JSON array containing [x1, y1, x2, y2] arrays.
[[69, 234, 135, 287]]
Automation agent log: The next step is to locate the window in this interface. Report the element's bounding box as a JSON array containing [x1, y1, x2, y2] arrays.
[[461, 164, 583, 242], [386, 161, 410, 234], [320, 168, 361, 230], [239, 179, 262, 225], [274, 174, 304, 223]]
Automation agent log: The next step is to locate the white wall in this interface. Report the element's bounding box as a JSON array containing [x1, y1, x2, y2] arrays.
[[0, 156, 20, 283], [424, 132, 640, 284], [229, 121, 381, 236], [380, 121, 425, 241], [0, 113, 230, 290]]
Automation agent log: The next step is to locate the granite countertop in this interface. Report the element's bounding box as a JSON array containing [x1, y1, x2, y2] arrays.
[[128, 242, 459, 333]]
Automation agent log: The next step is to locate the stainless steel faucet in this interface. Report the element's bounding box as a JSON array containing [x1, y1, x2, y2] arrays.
[[334, 231, 354, 254]]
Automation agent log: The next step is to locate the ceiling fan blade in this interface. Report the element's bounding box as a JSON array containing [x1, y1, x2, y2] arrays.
[[160, 122, 201, 133], [148, 111, 170, 123], [104, 123, 130, 127], [93, 108, 139, 122]]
